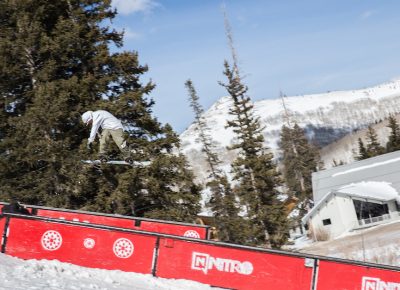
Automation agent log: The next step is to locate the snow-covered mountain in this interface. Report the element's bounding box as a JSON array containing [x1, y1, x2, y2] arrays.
[[180, 79, 400, 182]]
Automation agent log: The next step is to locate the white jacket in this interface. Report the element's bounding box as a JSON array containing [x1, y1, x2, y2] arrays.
[[88, 110, 124, 143]]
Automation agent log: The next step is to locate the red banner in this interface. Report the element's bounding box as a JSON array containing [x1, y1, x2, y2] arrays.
[[35, 208, 208, 239], [5, 217, 157, 273], [316, 260, 400, 290], [155, 238, 313, 290]]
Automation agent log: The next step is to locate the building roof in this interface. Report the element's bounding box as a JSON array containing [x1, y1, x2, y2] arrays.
[[302, 181, 400, 224], [311, 150, 400, 204]]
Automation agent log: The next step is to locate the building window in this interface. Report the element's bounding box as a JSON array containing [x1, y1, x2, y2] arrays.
[[353, 199, 389, 221], [322, 218, 331, 226]]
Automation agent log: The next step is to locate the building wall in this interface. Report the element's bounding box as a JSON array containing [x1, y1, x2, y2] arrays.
[[310, 195, 357, 239], [336, 196, 359, 231], [388, 201, 398, 213], [312, 151, 400, 204], [310, 196, 398, 239]]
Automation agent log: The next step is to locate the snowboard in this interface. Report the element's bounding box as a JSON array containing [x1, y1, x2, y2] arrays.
[[81, 160, 150, 166]]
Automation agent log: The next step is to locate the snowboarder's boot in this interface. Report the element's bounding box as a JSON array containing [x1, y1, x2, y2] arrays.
[[122, 145, 135, 165], [124, 157, 134, 165], [99, 155, 109, 163]]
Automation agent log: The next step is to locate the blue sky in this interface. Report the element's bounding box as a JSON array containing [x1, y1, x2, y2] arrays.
[[111, 0, 400, 133]]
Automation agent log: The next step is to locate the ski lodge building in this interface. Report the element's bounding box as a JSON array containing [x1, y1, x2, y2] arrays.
[[302, 150, 400, 240]]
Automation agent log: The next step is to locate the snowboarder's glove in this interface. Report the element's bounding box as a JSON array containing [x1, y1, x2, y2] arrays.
[[87, 142, 93, 151]]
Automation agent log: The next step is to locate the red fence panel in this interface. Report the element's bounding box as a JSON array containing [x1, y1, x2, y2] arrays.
[[316, 260, 400, 290], [0, 217, 6, 249], [33, 207, 208, 239], [155, 238, 314, 290], [4, 216, 157, 273], [3, 210, 400, 290]]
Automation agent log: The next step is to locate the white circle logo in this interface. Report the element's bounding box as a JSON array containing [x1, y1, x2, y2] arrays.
[[184, 230, 200, 239], [113, 238, 134, 258], [83, 238, 95, 249], [239, 261, 254, 275], [41, 230, 63, 251]]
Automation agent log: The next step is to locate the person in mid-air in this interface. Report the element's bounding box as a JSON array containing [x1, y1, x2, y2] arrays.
[[81, 110, 130, 162]]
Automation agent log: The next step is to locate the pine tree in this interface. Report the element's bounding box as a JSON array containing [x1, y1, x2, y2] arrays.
[[219, 10, 288, 247], [386, 114, 400, 152], [185, 79, 221, 177], [220, 61, 289, 248], [332, 159, 345, 167], [185, 79, 247, 243], [0, 0, 201, 222], [279, 123, 322, 232], [365, 126, 385, 158], [207, 176, 250, 244], [355, 126, 385, 161], [0, 0, 102, 205], [356, 138, 369, 160]]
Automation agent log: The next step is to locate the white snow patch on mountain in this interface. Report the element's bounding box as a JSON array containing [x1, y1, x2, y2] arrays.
[[180, 79, 400, 183]]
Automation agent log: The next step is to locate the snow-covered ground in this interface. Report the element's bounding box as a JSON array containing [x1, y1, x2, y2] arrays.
[[0, 253, 221, 290], [291, 220, 400, 267]]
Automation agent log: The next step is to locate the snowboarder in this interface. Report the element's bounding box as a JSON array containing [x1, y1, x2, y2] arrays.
[[81, 110, 130, 162]]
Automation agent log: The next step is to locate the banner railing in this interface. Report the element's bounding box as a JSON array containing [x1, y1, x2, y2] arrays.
[[1, 213, 399, 290]]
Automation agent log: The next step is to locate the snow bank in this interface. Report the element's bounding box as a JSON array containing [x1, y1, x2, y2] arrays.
[[0, 253, 220, 290]]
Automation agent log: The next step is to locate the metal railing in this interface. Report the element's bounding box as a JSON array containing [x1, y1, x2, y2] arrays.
[[357, 211, 400, 227]]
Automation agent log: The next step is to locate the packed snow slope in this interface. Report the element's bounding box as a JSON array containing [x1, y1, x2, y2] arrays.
[[180, 79, 400, 182], [0, 253, 221, 290], [292, 220, 400, 267]]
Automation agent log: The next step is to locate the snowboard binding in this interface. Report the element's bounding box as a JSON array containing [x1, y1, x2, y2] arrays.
[[99, 155, 109, 163], [124, 157, 134, 165]]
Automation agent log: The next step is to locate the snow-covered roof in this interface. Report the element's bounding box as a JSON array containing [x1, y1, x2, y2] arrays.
[[336, 181, 399, 200], [302, 181, 400, 224]]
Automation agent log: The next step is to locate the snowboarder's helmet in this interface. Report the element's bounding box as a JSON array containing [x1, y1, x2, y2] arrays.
[[82, 111, 93, 125]]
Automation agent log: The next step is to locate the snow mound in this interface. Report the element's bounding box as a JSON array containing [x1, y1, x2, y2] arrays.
[[337, 181, 399, 201]]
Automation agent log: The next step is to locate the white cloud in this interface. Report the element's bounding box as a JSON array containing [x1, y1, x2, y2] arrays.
[[123, 27, 141, 40], [361, 10, 374, 19], [112, 0, 158, 15]]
